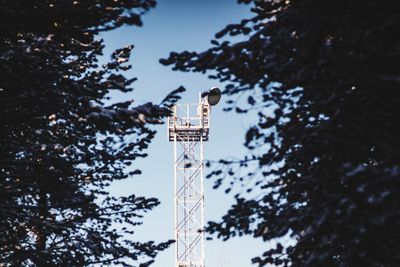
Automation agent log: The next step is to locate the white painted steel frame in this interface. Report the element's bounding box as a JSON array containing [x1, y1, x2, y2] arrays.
[[168, 98, 210, 267]]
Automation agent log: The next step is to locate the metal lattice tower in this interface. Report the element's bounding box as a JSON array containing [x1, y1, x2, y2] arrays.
[[168, 90, 219, 267]]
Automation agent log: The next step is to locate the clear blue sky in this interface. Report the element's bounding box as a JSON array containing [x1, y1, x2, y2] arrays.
[[100, 1, 268, 266]]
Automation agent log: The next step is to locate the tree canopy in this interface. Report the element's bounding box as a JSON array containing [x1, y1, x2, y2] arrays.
[[0, 0, 183, 265], [161, 0, 400, 266]]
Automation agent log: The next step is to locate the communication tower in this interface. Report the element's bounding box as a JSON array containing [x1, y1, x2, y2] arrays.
[[168, 88, 221, 267]]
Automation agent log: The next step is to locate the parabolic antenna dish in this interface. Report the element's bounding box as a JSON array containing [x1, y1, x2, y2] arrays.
[[206, 87, 221, 106]]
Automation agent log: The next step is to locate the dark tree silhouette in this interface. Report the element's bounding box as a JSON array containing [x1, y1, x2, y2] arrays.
[[0, 0, 183, 266], [161, 0, 400, 266]]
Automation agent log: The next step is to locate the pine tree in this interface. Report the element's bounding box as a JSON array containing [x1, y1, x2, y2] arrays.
[[161, 0, 400, 265], [0, 1, 183, 265]]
